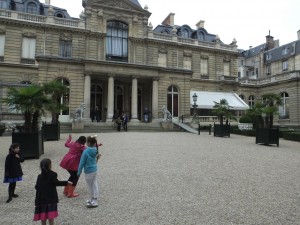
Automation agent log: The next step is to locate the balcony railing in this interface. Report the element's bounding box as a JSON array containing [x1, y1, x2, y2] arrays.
[[0, 9, 85, 29]]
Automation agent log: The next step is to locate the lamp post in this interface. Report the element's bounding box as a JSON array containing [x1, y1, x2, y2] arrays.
[[192, 93, 198, 121]]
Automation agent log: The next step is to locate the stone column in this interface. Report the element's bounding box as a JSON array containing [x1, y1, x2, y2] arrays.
[[152, 78, 159, 121], [107, 75, 114, 121], [83, 74, 91, 119], [131, 76, 139, 122]]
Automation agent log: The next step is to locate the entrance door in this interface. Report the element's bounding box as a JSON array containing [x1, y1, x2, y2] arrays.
[[114, 86, 123, 115], [90, 84, 103, 119]]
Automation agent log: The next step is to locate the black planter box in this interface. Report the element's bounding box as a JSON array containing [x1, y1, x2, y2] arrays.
[[256, 127, 279, 146], [43, 122, 60, 141], [12, 131, 44, 159], [214, 124, 230, 137]]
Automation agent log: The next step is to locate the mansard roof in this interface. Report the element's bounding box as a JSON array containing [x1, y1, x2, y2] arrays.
[[153, 24, 218, 43], [6, 0, 72, 18], [241, 43, 266, 58], [264, 40, 300, 63], [129, 0, 142, 8]]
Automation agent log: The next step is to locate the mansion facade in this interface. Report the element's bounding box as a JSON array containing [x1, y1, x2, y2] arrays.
[[0, 0, 299, 127]]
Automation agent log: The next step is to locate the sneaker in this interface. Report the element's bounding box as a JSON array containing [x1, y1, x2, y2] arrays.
[[88, 200, 98, 208], [12, 194, 19, 198], [86, 201, 92, 207], [86, 199, 92, 203]]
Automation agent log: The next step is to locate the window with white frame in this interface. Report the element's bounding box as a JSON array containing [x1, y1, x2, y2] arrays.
[[0, 0, 7, 8], [22, 37, 36, 59], [59, 40, 72, 58], [200, 58, 208, 75], [279, 92, 289, 119], [106, 21, 128, 61], [167, 86, 179, 117], [282, 60, 288, 71], [181, 28, 189, 38], [0, 34, 5, 58], [27, 2, 37, 14], [248, 95, 255, 108], [223, 61, 230, 76], [282, 47, 288, 55]]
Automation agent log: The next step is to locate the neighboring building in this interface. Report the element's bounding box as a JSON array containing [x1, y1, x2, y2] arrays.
[[238, 31, 300, 127], [0, 0, 299, 127]]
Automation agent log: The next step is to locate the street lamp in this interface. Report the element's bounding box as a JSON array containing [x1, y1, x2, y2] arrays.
[[192, 93, 198, 120]]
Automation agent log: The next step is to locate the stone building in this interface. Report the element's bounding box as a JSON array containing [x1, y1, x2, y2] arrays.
[[0, 0, 299, 127]]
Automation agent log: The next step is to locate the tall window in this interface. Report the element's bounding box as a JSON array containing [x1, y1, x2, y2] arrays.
[[248, 95, 255, 108], [90, 83, 103, 113], [27, 2, 37, 14], [22, 37, 36, 59], [59, 40, 72, 58], [56, 78, 69, 115], [282, 60, 288, 71], [0, 34, 5, 61], [167, 86, 179, 117], [279, 92, 289, 119], [0, 0, 7, 8], [266, 65, 271, 75], [106, 21, 128, 61], [224, 62, 230, 76], [201, 58, 208, 75]]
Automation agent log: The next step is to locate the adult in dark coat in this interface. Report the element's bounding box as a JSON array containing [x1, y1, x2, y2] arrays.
[[90, 107, 95, 122]]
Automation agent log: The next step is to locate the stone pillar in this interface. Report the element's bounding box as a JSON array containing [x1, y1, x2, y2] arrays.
[[152, 78, 159, 121], [131, 76, 139, 122], [107, 75, 114, 121], [83, 74, 91, 119]]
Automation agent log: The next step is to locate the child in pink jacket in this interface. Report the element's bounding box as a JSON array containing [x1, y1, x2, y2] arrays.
[[60, 135, 86, 197]]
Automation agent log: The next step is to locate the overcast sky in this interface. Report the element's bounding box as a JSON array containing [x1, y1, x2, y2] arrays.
[[50, 0, 299, 50]]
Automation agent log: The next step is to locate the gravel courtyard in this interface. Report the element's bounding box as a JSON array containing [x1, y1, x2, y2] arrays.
[[0, 132, 300, 225]]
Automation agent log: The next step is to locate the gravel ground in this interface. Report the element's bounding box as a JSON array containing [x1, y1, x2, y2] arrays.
[[0, 132, 300, 225]]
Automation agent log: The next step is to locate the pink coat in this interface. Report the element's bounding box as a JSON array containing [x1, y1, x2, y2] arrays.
[[60, 136, 86, 171]]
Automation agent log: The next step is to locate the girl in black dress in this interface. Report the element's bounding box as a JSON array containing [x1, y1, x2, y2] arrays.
[[3, 143, 24, 203], [33, 158, 71, 225]]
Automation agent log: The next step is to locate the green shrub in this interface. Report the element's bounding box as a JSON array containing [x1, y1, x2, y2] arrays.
[[239, 116, 253, 123], [282, 132, 300, 142]]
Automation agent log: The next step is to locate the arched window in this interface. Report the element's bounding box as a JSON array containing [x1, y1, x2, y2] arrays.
[[167, 86, 179, 117], [279, 92, 289, 119], [55, 12, 65, 18], [198, 31, 204, 41], [0, 0, 7, 9], [181, 28, 189, 38], [27, 2, 37, 14], [56, 78, 69, 115], [106, 21, 128, 61], [248, 95, 255, 108]]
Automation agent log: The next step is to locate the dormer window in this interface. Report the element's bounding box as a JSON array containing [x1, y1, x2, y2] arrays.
[[282, 47, 288, 55], [0, 0, 7, 9], [27, 2, 37, 14], [55, 12, 65, 18], [181, 28, 189, 38], [198, 31, 204, 41], [266, 53, 272, 60], [161, 29, 170, 34]]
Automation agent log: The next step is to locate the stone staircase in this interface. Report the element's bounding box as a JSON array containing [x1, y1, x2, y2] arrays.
[[60, 121, 183, 133]]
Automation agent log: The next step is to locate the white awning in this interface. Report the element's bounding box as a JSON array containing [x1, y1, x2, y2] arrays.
[[190, 91, 249, 110]]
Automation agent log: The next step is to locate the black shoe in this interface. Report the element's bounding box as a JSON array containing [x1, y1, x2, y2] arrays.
[[6, 197, 12, 203], [12, 194, 18, 198]]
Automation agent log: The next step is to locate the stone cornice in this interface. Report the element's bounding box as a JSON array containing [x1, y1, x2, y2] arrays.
[[0, 62, 38, 69]]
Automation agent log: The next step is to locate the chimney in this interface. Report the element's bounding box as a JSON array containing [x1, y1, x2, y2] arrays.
[[196, 20, 205, 29], [45, 0, 50, 5], [298, 30, 300, 40], [265, 31, 275, 50], [162, 13, 175, 26]]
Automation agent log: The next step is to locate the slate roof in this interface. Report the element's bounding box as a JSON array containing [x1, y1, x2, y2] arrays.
[[129, 0, 142, 8], [240, 43, 266, 58], [264, 40, 300, 63]]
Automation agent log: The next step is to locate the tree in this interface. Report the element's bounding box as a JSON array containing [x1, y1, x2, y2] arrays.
[[3, 81, 68, 133], [212, 99, 233, 125]]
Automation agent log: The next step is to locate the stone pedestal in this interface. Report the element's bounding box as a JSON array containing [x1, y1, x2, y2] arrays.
[[161, 121, 173, 130], [72, 120, 84, 131]]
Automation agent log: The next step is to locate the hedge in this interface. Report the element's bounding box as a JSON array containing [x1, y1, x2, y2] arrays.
[[282, 132, 300, 142]]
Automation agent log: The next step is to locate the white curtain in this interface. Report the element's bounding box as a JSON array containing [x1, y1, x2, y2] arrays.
[[201, 58, 208, 75], [0, 35, 5, 56], [22, 37, 36, 59], [224, 62, 230, 76]]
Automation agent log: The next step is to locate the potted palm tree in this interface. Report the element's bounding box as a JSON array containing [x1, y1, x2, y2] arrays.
[[212, 99, 233, 137], [3, 81, 67, 158], [42, 81, 68, 141], [255, 93, 281, 146]]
